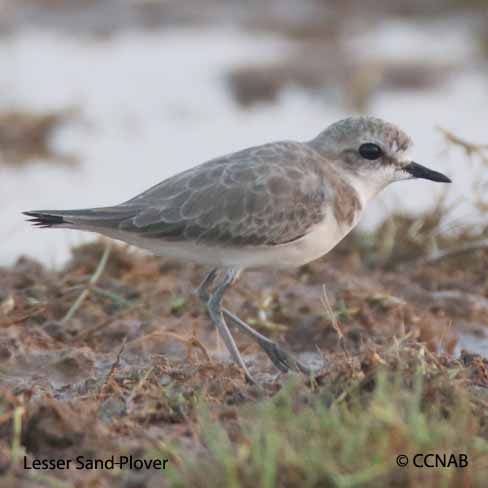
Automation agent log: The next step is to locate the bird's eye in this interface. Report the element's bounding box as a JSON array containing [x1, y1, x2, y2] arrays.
[[359, 143, 383, 160]]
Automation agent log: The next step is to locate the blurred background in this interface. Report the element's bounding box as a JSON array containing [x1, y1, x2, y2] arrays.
[[0, 0, 487, 266]]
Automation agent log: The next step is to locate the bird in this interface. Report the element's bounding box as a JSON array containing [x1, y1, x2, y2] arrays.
[[23, 116, 451, 384]]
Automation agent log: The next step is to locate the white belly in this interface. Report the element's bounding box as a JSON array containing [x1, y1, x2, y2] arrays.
[[95, 208, 362, 269]]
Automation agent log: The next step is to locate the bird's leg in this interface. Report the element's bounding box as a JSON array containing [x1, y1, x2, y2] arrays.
[[195, 269, 315, 376], [222, 308, 315, 375], [194, 268, 218, 302], [197, 268, 256, 385]]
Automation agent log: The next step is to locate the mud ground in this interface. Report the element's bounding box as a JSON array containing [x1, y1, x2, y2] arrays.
[[0, 226, 487, 486]]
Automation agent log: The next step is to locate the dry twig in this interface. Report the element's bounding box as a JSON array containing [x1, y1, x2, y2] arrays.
[[414, 239, 488, 265], [97, 336, 127, 401], [320, 285, 350, 359], [62, 243, 112, 323]]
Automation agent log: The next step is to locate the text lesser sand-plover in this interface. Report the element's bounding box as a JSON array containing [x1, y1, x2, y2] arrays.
[[24, 116, 451, 384]]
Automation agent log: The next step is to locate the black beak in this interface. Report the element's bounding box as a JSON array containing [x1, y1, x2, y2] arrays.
[[404, 162, 452, 183]]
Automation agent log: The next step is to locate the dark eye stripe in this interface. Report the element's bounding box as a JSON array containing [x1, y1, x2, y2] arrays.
[[359, 143, 383, 160]]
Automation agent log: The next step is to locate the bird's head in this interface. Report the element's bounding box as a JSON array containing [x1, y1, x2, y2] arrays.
[[309, 116, 451, 201]]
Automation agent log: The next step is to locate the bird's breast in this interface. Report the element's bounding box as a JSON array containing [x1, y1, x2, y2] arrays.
[[275, 204, 362, 267]]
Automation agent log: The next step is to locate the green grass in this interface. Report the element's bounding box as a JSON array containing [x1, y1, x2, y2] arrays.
[[162, 354, 488, 488]]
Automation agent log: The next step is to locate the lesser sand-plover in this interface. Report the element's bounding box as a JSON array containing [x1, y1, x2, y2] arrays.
[[24, 116, 451, 384]]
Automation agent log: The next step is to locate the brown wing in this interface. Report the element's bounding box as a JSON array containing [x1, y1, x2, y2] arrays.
[[118, 141, 330, 246]]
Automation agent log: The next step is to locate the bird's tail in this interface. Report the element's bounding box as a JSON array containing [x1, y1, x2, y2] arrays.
[[23, 211, 68, 228], [23, 206, 140, 230]]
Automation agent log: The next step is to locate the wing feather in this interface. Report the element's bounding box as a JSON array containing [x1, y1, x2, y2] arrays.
[[118, 142, 330, 246]]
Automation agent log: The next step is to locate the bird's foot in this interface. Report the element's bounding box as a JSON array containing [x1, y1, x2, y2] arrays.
[[257, 338, 316, 376]]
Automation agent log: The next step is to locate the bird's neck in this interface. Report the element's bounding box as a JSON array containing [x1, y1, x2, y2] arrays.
[[340, 169, 392, 207]]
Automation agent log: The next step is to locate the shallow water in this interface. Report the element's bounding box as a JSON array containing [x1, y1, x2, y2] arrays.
[[0, 22, 487, 266], [457, 333, 488, 358]]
